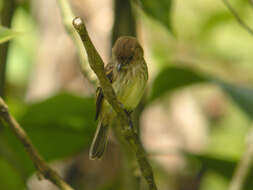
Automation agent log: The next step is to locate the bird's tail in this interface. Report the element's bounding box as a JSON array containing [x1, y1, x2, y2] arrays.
[[89, 122, 109, 160]]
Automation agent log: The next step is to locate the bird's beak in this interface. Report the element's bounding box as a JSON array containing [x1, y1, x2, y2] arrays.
[[117, 59, 130, 71], [117, 63, 122, 71]]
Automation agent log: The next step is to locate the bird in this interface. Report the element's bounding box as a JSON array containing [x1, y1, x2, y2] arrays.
[[89, 36, 148, 160]]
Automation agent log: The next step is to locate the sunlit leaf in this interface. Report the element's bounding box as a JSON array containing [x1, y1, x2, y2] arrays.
[[201, 11, 232, 34], [0, 26, 18, 44], [149, 66, 206, 102], [139, 0, 173, 31]]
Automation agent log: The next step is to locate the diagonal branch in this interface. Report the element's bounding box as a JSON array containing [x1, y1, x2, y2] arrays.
[[0, 98, 74, 190], [72, 17, 157, 190], [222, 0, 253, 36]]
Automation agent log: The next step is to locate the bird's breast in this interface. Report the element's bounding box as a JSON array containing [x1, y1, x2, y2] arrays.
[[113, 63, 148, 110]]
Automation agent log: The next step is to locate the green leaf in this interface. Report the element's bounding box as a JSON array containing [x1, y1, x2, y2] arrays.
[[201, 11, 232, 34], [187, 153, 253, 190], [19, 93, 96, 160], [20, 93, 96, 131], [150, 65, 253, 117], [214, 79, 253, 118], [1, 93, 96, 178], [187, 153, 236, 179], [0, 158, 25, 190], [139, 0, 173, 31], [0, 26, 18, 44], [149, 66, 206, 102], [0, 136, 28, 177]]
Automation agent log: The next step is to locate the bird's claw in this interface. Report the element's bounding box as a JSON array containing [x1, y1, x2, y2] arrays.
[[119, 103, 133, 129]]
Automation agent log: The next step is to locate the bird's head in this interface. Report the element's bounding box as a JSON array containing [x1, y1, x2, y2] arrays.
[[112, 36, 144, 71]]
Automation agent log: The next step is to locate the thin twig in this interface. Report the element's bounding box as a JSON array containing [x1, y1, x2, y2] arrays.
[[72, 17, 157, 190], [228, 127, 253, 190], [57, 0, 96, 85], [222, 0, 253, 36], [0, 98, 74, 190]]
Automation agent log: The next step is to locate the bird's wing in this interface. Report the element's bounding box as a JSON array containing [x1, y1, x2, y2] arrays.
[[95, 62, 114, 120]]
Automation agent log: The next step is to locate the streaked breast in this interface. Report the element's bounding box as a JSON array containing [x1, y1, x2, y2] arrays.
[[113, 63, 148, 110]]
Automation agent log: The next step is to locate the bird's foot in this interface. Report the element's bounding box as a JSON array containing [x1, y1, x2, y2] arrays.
[[119, 103, 133, 129]]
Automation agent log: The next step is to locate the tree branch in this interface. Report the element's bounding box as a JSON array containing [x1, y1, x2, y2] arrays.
[[72, 17, 157, 190], [222, 0, 253, 36], [57, 0, 96, 85], [0, 97, 74, 190]]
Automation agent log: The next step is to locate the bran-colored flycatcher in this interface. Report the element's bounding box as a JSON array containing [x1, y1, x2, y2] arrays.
[[89, 36, 148, 160]]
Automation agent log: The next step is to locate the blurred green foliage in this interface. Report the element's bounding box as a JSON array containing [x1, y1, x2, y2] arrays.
[[215, 80, 253, 118], [188, 153, 253, 190], [1, 0, 253, 189], [0, 158, 25, 190], [149, 66, 206, 102], [139, 0, 172, 32], [6, 7, 38, 87], [0, 93, 96, 189], [0, 26, 18, 44]]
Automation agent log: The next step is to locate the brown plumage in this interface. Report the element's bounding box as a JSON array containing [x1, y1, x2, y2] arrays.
[[112, 36, 144, 62]]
